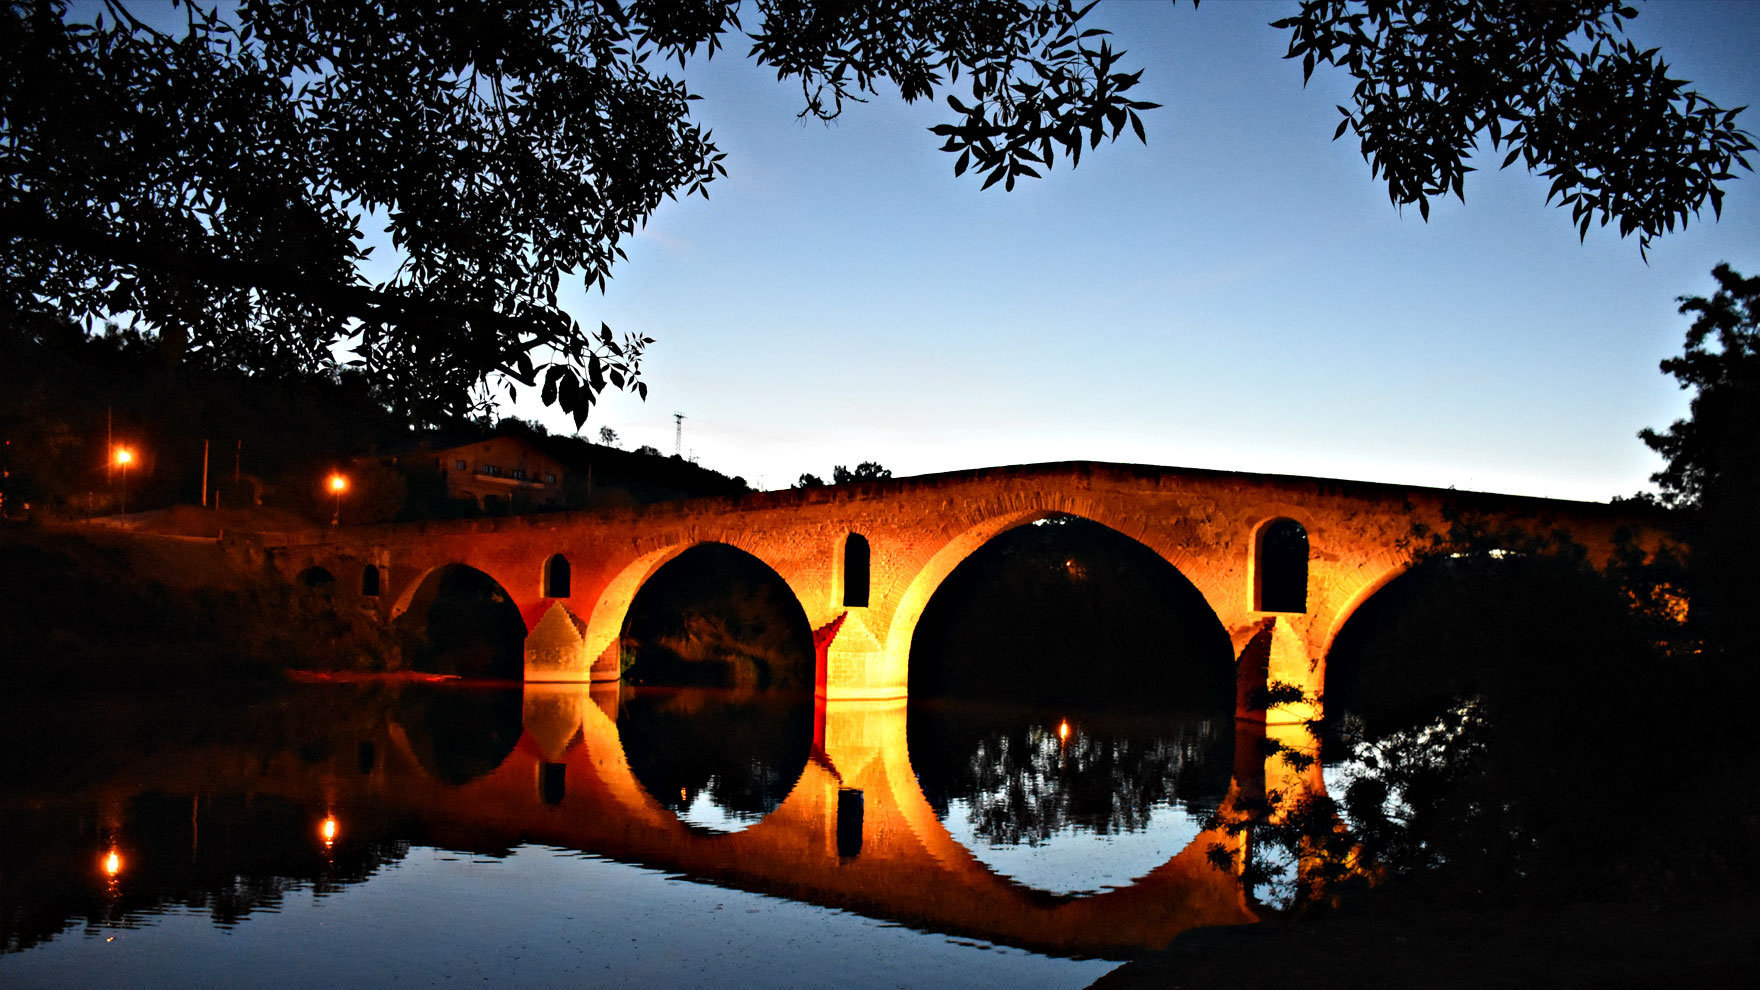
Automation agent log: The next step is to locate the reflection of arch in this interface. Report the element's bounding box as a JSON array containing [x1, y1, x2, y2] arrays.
[[473, 691, 1259, 954], [884, 509, 1230, 692], [542, 553, 571, 598], [361, 564, 381, 597], [842, 533, 870, 608], [1253, 518, 1309, 613]]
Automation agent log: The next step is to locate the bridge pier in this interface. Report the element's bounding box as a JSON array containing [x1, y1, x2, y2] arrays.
[[1232, 616, 1325, 725]]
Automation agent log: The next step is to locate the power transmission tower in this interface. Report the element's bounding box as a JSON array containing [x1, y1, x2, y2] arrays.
[[673, 412, 684, 457]]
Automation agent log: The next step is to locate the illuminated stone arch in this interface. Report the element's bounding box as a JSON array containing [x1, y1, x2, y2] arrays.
[[390, 562, 528, 679], [576, 537, 812, 686], [879, 506, 1233, 698]]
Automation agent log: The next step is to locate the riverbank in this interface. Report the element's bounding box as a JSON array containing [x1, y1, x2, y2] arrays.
[[0, 518, 401, 687], [1091, 896, 1757, 989]]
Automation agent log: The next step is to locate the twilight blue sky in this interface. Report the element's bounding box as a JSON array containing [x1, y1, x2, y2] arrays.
[[495, 0, 1760, 501]]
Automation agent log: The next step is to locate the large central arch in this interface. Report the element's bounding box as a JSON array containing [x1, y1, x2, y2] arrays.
[[884, 507, 1239, 710]]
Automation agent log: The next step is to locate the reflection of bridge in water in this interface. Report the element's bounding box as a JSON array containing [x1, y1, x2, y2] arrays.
[[385, 685, 1308, 958], [10, 682, 1321, 958]]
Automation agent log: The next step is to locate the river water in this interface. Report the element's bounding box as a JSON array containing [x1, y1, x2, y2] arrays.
[[0, 680, 1275, 989]]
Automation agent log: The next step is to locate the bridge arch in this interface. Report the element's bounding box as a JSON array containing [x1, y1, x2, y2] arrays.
[[883, 507, 1234, 705], [581, 538, 813, 689], [392, 563, 527, 679]]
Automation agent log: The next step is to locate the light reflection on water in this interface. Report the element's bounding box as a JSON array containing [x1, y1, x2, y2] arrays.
[[0, 681, 1268, 986], [5, 845, 1115, 990], [941, 795, 1210, 896]]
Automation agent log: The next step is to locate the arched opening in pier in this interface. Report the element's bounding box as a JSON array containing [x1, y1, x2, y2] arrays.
[[1254, 518, 1308, 613], [394, 564, 525, 679], [541, 553, 570, 598]]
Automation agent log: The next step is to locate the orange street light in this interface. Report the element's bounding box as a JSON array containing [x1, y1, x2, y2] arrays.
[[319, 814, 339, 850], [114, 446, 134, 515], [327, 472, 348, 527]]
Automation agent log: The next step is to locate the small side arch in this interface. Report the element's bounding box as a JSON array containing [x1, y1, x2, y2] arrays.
[[1252, 517, 1309, 614], [542, 553, 572, 598], [361, 564, 381, 597], [841, 533, 871, 608]]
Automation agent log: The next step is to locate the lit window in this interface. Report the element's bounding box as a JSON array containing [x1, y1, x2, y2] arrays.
[[511, 468, 526, 480], [455, 459, 466, 470], [544, 473, 556, 484]]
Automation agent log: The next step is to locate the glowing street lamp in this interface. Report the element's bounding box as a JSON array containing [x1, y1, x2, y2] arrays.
[[319, 814, 339, 850], [114, 446, 134, 515], [327, 472, 348, 527]]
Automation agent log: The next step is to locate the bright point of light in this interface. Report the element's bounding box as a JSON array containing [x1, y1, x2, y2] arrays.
[[328, 473, 348, 493], [320, 815, 338, 846], [1058, 720, 1070, 743], [102, 849, 122, 877], [114, 447, 133, 466]]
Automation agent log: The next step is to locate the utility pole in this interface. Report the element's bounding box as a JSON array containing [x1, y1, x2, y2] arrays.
[[673, 412, 684, 457]]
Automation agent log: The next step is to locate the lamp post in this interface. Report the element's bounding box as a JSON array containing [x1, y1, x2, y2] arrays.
[[328, 472, 348, 527], [114, 447, 133, 515]]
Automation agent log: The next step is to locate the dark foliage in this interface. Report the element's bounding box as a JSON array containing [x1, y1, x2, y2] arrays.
[[1639, 263, 1760, 663], [1215, 511, 1757, 912], [2, 0, 1157, 424], [1277, 0, 1754, 255], [9, 1, 1743, 427]]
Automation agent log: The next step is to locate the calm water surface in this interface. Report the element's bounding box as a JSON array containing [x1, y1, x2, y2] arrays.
[[0, 681, 1269, 988]]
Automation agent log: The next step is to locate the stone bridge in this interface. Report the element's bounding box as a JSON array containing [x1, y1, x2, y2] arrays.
[[256, 461, 1650, 723]]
